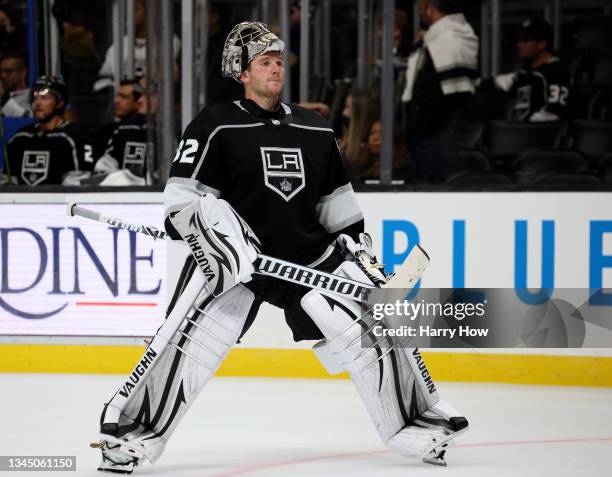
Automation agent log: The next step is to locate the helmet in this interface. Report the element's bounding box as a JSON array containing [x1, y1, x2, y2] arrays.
[[221, 21, 284, 83], [30, 75, 69, 108]]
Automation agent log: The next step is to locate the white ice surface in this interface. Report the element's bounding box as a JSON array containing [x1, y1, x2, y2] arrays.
[[1, 374, 612, 476]]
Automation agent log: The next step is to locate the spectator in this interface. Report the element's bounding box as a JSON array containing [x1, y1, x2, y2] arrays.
[[93, 0, 180, 92], [401, 0, 478, 183], [5, 76, 93, 186], [92, 78, 142, 159], [349, 119, 412, 184], [341, 89, 379, 168], [289, 1, 301, 100], [52, 0, 100, 63], [0, 51, 30, 117], [92, 79, 148, 185], [298, 102, 330, 117], [487, 18, 571, 122], [0, 6, 24, 56]]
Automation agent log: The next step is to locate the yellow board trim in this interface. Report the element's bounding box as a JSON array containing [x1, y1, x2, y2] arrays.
[[1, 345, 611, 387]]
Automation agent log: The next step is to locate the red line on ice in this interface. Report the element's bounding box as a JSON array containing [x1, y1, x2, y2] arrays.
[[212, 436, 612, 477]]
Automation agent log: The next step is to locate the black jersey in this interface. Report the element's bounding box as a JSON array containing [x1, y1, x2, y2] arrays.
[[164, 98, 364, 265], [94, 114, 147, 178], [7, 121, 93, 186], [508, 58, 571, 121]]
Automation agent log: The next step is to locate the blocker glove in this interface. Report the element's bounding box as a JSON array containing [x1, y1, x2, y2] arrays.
[[336, 232, 392, 287]]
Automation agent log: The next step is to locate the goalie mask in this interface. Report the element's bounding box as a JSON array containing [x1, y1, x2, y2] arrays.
[[221, 21, 284, 83]]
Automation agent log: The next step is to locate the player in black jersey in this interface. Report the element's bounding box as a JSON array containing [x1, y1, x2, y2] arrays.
[[4, 76, 93, 185], [95, 22, 466, 474], [93, 80, 148, 184], [92, 79, 143, 161], [487, 18, 571, 122]]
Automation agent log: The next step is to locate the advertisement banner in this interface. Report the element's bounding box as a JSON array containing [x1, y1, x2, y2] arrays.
[[0, 203, 166, 336], [2, 192, 612, 342]]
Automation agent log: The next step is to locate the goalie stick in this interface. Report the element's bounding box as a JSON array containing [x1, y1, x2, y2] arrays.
[[67, 202, 429, 306]]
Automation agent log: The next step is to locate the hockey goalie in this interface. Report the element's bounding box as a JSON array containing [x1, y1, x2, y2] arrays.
[[93, 20, 468, 474]]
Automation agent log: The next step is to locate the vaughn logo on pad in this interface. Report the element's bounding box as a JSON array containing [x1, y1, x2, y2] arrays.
[[260, 147, 305, 201]]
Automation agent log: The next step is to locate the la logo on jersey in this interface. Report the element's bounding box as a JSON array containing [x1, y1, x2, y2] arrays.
[[21, 150, 50, 186], [123, 141, 146, 168], [260, 147, 305, 201]]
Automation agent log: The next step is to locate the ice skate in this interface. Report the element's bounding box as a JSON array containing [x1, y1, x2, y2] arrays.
[[92, 438, 139, 474], [419, 414, 469, 466], [423, 448, 448, 467]]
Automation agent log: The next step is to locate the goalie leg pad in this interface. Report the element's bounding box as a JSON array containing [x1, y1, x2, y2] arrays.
[[301, 261, 468, 461], [312, 339, 344, 375], [99, 274, 255, 465]]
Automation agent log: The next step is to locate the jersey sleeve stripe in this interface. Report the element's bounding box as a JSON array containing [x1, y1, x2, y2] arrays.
[[440, 77, 475, 95], [190, 123, 264, 180], [324, 213, 365, 234], [164, 178, 221, 217], [317, 182, 353, 204], [316, 184, 364, 233], [167, 176, 221, 197]]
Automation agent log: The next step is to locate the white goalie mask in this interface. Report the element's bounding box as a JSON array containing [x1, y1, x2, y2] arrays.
[[221, 21, 285, 83]]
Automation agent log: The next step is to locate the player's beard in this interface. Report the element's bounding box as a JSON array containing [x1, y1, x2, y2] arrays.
[[35, 109, 60, 124]]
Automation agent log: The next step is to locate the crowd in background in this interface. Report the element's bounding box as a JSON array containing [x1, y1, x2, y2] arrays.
[[1, 0, 612, 188]]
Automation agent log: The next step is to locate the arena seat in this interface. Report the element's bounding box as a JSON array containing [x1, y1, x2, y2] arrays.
[[458, 149, 491, 172], [597, 152, 612, 184], [486, 121, 568, 166], [512, 149, 589, 185], [444, 171, 514, 189], [454, 121, 485, 149], [571, 120, 612, 162], [529, 173, 603, 190]]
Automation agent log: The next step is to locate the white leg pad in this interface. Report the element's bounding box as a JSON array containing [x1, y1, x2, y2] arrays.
[[99, 277, 254, 465], [312, 340, 345, 375], [301, 261, 468, 461]]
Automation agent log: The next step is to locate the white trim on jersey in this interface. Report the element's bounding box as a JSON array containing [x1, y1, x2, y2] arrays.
[[191, 123, 265, 179], [440, 76, 474, 95], [281, 103, 292, 115], [289, 123, 334, 133], [164, 177, 221, 216], [7, 131, 35, 144], [168, 176, 221, 196], [307, 242, 336, 268], [233, 100, 248, 113], [15, 130, 81, 171], [94, 154, 119, 174], [316, 183, 364, 233]]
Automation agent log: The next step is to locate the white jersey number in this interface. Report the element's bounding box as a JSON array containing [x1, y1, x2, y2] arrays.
[[548, 85, 569, 105], [84, 144, 94, 163], [173, 139, 199, 164]]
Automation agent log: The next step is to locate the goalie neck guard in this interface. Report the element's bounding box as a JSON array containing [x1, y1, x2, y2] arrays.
[[221, 21, 285, 83]]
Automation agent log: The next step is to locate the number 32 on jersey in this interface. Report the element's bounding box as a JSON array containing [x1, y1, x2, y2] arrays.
[[173, 139, 199, 164]]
